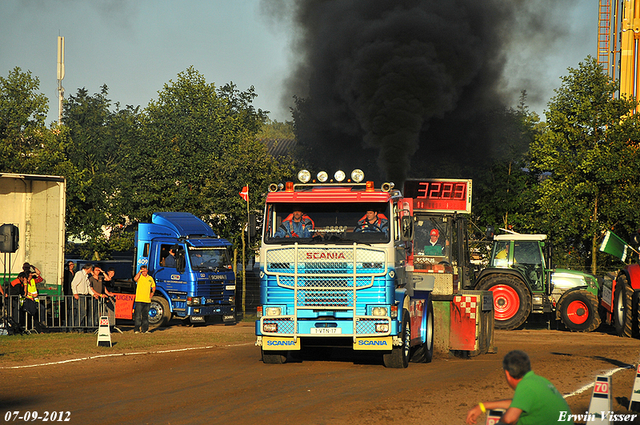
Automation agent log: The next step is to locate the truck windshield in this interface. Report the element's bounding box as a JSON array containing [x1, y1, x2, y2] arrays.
[[188, 247, 232, 271], [264, 202, 391, 244]]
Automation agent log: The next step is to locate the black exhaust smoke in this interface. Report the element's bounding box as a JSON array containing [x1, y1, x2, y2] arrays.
[[265, 0, 577, 184]]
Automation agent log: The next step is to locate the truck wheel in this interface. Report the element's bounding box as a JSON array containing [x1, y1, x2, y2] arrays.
[[477, 274, 531, 330], [614, 274, 634, 337], [262, 349, 286, 364], [384, 310, 410, 368], [558, 290, 601, 332], [411, 300, 434, 363], [149, 296, 171, 328]]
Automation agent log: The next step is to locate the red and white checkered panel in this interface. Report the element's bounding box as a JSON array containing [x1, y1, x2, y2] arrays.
[[453, 295, 478, 320]]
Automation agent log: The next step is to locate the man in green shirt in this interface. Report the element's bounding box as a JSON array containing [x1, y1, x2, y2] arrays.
[[466, 350, 574, 425]]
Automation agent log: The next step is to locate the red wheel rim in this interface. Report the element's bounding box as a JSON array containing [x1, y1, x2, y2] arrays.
[[565, 300, 589, 325], [490, 285, 521, 321]]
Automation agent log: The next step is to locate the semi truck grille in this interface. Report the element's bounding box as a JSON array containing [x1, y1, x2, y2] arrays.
[[297, 289, 354, 307], [197, 280, 224, 300]]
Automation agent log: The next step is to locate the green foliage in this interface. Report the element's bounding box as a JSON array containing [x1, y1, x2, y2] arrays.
[[471, 94, 543, 233], [118, 67, 293, 253], [257, 118, 296, 140], [529, 56, 640, 274], [0, 67, 50, 172]]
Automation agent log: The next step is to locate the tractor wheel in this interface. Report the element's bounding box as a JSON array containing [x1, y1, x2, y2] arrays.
[[384, 310, 410, 368], [261, 349, 287, 364], [614, 274, 634, 338], [558, 290, 601, 332], [411, 300, 434, 363], [477, 274, 531, 330]]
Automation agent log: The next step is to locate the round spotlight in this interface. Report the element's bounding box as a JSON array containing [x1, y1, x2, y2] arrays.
[[298, 169, 311, 183], [334, 170, 346, 182], [351, 169, 365, 183], [317, 171, 329, 182]]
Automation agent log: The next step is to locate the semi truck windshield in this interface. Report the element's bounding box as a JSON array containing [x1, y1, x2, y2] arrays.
[[264, 202, 391, 244]]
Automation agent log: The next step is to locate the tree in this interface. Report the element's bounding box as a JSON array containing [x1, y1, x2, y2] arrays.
[[0, 67, 49, 172], [529, 57, 640, 274], [119, 67, 293, 251]]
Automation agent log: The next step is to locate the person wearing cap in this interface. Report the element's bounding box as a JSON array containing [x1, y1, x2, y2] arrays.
[[275, 208, 315, 238], [424, 228, 444, 255], [355, 210, 389, 235]]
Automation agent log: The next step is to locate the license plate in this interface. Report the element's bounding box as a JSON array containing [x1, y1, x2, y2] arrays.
[[310, 328, 341, 334], [223, 315, 235, 321]]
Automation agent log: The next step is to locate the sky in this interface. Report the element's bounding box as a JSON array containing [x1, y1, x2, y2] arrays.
[[1, 0, 597, 126]]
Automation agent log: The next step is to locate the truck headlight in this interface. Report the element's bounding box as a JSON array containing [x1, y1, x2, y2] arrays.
[[265, 307, 282, 316], [187, 297, 201, 306], [372, 307, 388, 316]]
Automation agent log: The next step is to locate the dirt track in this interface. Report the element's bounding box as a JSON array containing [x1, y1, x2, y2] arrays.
[[2, 323, 640, 425]]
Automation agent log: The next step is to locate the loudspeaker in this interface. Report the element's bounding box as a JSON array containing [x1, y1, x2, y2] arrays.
[[0, 224, 19, 253]]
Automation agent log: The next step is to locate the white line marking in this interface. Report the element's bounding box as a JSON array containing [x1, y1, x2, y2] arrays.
[[0, 342, 255, 369], [563, 366, 633, 399]]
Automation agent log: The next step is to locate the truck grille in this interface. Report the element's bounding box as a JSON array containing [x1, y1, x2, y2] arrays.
[[265, 246, 386, 308], [197, 280, 224, 301]]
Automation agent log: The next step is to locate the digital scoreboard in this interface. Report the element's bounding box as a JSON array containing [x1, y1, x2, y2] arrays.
[[403, 178, 472, 213]]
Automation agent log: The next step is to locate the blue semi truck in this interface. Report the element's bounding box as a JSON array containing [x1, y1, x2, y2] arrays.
[[132, 212, 237, 326], [255, 170, 436, 368]]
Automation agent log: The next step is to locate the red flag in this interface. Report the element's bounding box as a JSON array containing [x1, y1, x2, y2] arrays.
[[239, 185, 249, 202]]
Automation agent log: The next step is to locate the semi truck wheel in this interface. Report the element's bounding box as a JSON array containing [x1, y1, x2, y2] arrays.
[[558, 290, 601, 332], [262, 349, 286, 364], [477, 274, 531, 330], [149, 296, 171, 328], [384, 310, 410, 368], [614, 274, 634, 338], [411, 299, 434, 363]]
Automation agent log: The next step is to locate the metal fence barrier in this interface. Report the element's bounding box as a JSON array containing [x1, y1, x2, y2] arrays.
[[1, 295, 115, 334]]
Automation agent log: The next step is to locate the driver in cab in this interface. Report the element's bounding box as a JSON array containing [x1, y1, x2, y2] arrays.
[[355, 210, 389, 236], [275, 208, 315, 238]]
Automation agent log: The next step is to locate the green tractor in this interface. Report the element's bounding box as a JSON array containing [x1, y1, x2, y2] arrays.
[[473, 233, 601, 331]]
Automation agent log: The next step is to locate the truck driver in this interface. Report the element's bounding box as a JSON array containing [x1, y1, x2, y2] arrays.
[[275, 208, 315, 238], [355, 210, 389, 235]]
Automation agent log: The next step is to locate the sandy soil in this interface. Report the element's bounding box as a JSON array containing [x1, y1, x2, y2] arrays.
[[1, 323, 640, 425]]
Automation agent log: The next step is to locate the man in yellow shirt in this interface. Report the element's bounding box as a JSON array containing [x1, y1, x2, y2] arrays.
[[133, 266, 156, 334]]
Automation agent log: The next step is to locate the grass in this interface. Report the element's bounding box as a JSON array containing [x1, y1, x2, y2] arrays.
[[0, 323, 255, 365]]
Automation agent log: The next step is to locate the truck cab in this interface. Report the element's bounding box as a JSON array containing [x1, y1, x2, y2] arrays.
[[136, 212, 236, 326], [256, 170, 433, 368]]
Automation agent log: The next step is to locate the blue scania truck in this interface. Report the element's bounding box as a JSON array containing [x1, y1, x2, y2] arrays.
[[132, 212, 236, 326], [255, 170, 435, 368]]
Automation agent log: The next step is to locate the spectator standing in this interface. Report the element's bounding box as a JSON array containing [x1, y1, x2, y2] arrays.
[[89, 266, 116, 323], [22, 263, 44, 333], [71, 264, 93, 326], [63, 261, 75, 296], [9, 272, 26, 327], [465, 350, 574, 425], [133, 266, 155, 334]]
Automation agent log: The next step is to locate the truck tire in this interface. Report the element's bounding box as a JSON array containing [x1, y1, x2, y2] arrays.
[[149, 296, 171, 328], [384, 310, 410, 368], [262, 349, 286, 364], [477, 274, 531, 330], [614, 274, 634, 338], [558, 290, 601, 332], [411, 300, 434, 363]]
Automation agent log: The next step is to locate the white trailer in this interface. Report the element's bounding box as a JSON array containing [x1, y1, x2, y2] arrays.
[[0, 173, 66, 295]]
